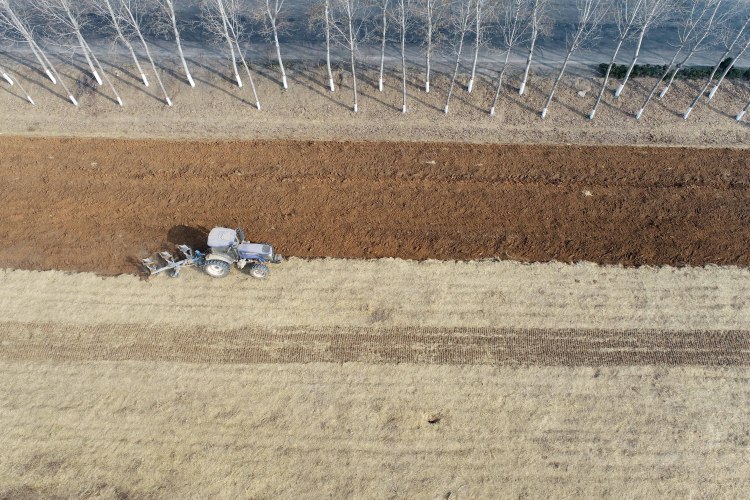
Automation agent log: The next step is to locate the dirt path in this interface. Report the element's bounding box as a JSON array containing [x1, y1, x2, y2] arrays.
[[1, 137, 749, 274]]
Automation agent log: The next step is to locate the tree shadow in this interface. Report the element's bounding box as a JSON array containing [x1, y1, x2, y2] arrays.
[[0, 83, 30, 104], [279, 63, 356, 112], [0, 52, 71, 105]]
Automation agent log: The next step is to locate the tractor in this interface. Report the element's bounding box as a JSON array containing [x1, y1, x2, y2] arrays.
[[142, 227, 282, 279]]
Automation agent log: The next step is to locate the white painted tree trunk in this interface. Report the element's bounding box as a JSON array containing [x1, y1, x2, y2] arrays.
[[589, 37, 626, 120], [614, 28, 645, 98], [444, 32, 466, 114], [167, 0, 194, 87], [489, 48, 512, 116], [519, 24, 538, 96], [348, 16, 358, 112], [467, 0, 481, 93], [124, 8, 172, 106], [102, 0, 148, 87], [236, 46, 261, 109], [1, 66, 34, 104], [324, 0, 335, 91], [736, 99, 750, 121], [635, 48, 680, 120], [75, 32, 102, 86], [217, 0, 242, 87], [81, 36, 123, 106], [399, 0, 407, 113], [424, 7, 432, 93], [378, 0, 388, 92], [683, 14, 750, 119], [34, 39, 77, 105], [541, 48, 574, 119], [708, 37, 750, 101], [2, 5, 56, 84], [271, 21, 287, 89]]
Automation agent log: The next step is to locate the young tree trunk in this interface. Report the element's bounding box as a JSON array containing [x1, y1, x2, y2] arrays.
[[708, 38, 750, 100], [589, 36, 626, 119], [444, 31, 466, 113], [541, 47, 573, 119], [399, 0, 407, 112], [324, 0, 335, 91], [614, 28, 645, 97], [0, 65, 34, 104], [270, 20, 287, 88], [1, 4, 56, 84], [519, 21, 538, 95], [123, 6, 172, 106], [424, 2, 432, 93], [736, 98, 750, 121], [378, 0, 388, 91], [348, 16, 358, 112], [0, 65, 12, 85], [236, 46, 261, 109], [102, 0, 149, 87], [34, 39, 78, 105], [489, 47, 512, 116], [635, 48, 680, 119], [217, 0, 242, 87], [75, 32, 102, 86], [467, 0, 481, 93], [166, 0, 194, 87], [684, 14, 750, 119], [81, 36, 123, 106]]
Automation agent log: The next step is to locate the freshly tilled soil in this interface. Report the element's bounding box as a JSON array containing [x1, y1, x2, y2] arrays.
[[1, 136, 749, 275]]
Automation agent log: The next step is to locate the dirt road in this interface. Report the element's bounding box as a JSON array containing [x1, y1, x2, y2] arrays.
[[1, 136, 749, 275]]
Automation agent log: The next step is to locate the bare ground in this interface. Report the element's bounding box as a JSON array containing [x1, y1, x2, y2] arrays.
[[1, 60, 749, 147], [1, 136, 749, 275]]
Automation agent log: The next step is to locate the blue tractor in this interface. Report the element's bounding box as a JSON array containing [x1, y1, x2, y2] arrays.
[[142, 227, 282, 279]]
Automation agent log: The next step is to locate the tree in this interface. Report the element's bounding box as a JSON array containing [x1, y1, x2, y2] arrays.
[[309, 0, 336, 91], [489, 0, 530, 115], [684, 10, 750, 119], [154, 0, 195, 87], [636, 0, 724, 119], [413, 0, 447, 93], [96, 0, 149, 87], [588, 0, 644, 120], [707, 39, 750, 100], [0, 63, 34, 104], [377, 0, 389, 91], [614, 0, 673, 98], [117, 0, 173, 105], [736, 96, 750, 121], [0, 0, 77, 105], [394, 0, 411, 112], [37, 0, 124, 106], [330, 0, 367, 112], [518, 0, 549, 96], [540, 0, 607, 119], [444, 0, 474, 113], [259, 0, 289, 89], [202, 0, 261, 108], [466, 0, 487, 93]]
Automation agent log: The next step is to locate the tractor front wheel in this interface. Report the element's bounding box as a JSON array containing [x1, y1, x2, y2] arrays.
[[204, 260, 231, 278], [249, 264, 269, 279]]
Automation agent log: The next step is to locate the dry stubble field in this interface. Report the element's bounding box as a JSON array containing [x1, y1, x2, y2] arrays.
[[1, 60, 750, 498]]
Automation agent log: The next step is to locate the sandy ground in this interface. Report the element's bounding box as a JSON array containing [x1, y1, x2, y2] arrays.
[[1, 58, 750, 147], [1, 361, 749, 498]]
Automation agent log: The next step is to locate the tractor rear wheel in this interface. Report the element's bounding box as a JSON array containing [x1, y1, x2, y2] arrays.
[[249, 264, 269, 279], [204, 259, 231, 278]]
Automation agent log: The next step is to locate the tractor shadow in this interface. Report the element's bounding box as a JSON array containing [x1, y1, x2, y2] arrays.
[[168, 225, 210, 251]]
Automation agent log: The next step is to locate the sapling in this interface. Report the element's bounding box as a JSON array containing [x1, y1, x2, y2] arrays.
[[518, 0, 549, 96], [413, 0, 447, 93], [377, 0, 388, 91], [588, 0, 644, 120], [444, 0, 474, 113], [466, 0, 485, 92], [540, 0, 608, 119], [489, 0, 529, 116], [155, 0, 195, 87], [330, 0, 366, 112]]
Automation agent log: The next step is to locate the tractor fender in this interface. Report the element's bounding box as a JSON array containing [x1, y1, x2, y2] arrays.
[[204, 253, 235, 266]]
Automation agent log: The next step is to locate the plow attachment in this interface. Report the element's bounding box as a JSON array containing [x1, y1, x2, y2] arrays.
[[141, 245, 205, 277]]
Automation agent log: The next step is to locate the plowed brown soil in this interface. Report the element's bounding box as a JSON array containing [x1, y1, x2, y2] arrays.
[[1, 136, 748, 275]]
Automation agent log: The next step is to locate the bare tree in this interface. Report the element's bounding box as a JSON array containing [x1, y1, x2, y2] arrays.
[[394, 0, 410, 111], [684, 10, 750, 119], [518, 0, 549, 96], [0, 63, 33, 103], [202, 0, 261, 108], [614, 0, 673, 98], [466, 0, 487, 92], [330, 0, 366, 112], [736, 95, 750, 121], [636, 0, 723, 119], [259, 0, 289, 89], [489, 0, 529, 115], [97, 0, 149, 87], [444, 0, 474, 113], [154, 0, 195, 87], [540, 0, 607, 119], [37, 0, 124, 106], [377, 0, 388, 91], [413, 0, 447, 93], [707, 34, 750, 100], [0, 0, 78, 105], [588, 0, 644, 120], [309, 0, 336, 91]]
